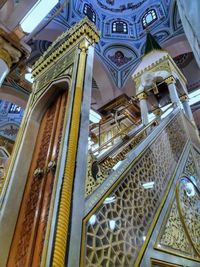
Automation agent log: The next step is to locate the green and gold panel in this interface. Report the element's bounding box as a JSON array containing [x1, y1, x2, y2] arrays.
[[155, 149, 200, 262], [155, 197, 199, 261], [177, 177, 200, 256]]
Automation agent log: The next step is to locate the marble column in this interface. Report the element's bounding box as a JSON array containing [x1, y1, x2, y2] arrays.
[[152, 107, 162, 122], [0, 48, 11, 86], [180, 94, 194, 121], [0, 36, 21, 86], [165, 76, 181, 107], [137, 91, 149, 125]]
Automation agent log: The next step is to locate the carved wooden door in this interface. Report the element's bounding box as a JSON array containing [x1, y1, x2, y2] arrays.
[[8, 90, 68, 267]]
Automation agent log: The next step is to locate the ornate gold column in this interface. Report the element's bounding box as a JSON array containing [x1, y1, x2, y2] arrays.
[[165, 76, 181, 107], [137, 91, 149, 125]]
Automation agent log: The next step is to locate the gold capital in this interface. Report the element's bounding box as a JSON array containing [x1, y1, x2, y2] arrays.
[[137, 92, 147, 101], [165, 76, 176, 85], [79, 39, 89, 52], [0, 48, 11, 68], [152, 107, 162, 116], [179, 94, 188, 102]]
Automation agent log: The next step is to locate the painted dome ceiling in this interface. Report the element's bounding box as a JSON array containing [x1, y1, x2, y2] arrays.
[[27, 0, 183, 89]]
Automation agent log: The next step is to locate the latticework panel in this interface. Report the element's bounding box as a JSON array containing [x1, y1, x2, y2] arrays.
[[82, 114, 188, 267], [85, 131, 145, 197], [183, 115, 200, 148]]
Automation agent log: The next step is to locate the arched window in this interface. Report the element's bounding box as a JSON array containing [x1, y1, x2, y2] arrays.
[[9, 104, 21, 114], [83, 4, 96, 23], [142, 9, 157, 29], [112, 21, 128, 34]]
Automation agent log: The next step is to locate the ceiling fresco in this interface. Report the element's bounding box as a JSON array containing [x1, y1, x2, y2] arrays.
[[10, 0, 184, 91], [38, 0, 183, 88], [0, 0, 192, 111]]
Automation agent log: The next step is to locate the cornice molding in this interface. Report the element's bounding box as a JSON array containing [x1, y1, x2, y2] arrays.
[[32, 17, 100, 78]]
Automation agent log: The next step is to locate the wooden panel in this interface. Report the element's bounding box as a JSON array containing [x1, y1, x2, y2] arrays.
[[151, 258, 183, 267], [7, 90, 67, 267]]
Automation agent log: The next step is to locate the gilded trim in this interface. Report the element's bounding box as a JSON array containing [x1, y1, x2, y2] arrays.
[[52, 41, 88, 267], [136, 91, 148, 100], [179, 94, 188, 102], [151, 258, 183, 267], [165, 76, 176, 85], [32, 17, 99, 78], [0, 48, 11, 67]]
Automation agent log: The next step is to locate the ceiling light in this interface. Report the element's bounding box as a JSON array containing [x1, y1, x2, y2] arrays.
[[109, 220, 116, 230], [89, 109, 102, 123], [189, 88, 200, 106], [89, 214, 97, 225], [142, 181, 155, 189], [112, 160, 122, 171], [25, 73, 34, 83], [20, 0, 59, 33], [103, 196, 116, 204]]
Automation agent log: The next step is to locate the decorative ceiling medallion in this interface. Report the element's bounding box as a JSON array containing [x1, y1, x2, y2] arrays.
[[104, 45, 137, 69], [96, 0, 147, 13], [108, 51, 131, 67]]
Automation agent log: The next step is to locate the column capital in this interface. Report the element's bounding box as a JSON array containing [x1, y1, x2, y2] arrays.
[[165, 76, 176, 85], [152, 107, 162, 116], [136, 91, 147, 101], [179, 94, 189, 102], [0, 36, 21, 67], [79, 39, 90, 52], [0, 48, 12, 68]]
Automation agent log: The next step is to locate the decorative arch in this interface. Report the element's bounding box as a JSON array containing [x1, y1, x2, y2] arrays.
[[142, 9, 157, 29], [0, 85, 28, 109], [83, 3, 96, 23], [112, 20, 128, 34]]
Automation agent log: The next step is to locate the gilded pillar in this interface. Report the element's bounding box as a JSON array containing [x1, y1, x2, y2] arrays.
[[51, 39, 93, 267], [137, 91, 149, 125]]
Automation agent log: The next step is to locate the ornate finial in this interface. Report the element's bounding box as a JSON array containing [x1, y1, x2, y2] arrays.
[[144, 31, 163, 55]]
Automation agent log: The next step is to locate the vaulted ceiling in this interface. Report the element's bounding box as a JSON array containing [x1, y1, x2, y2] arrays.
[[0, 0, 200, 109], [26, 0, 184, 89]]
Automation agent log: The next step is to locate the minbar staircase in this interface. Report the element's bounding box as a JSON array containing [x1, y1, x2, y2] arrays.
[[82, 107, 200, 267]]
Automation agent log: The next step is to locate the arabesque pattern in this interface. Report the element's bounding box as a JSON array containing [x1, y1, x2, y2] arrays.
[[157, 150, 200, 260], [83, 114, 187, 267], [177, 177, 200, 255], [159, 200, 198, 259], [85, 129, 145, 197]]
